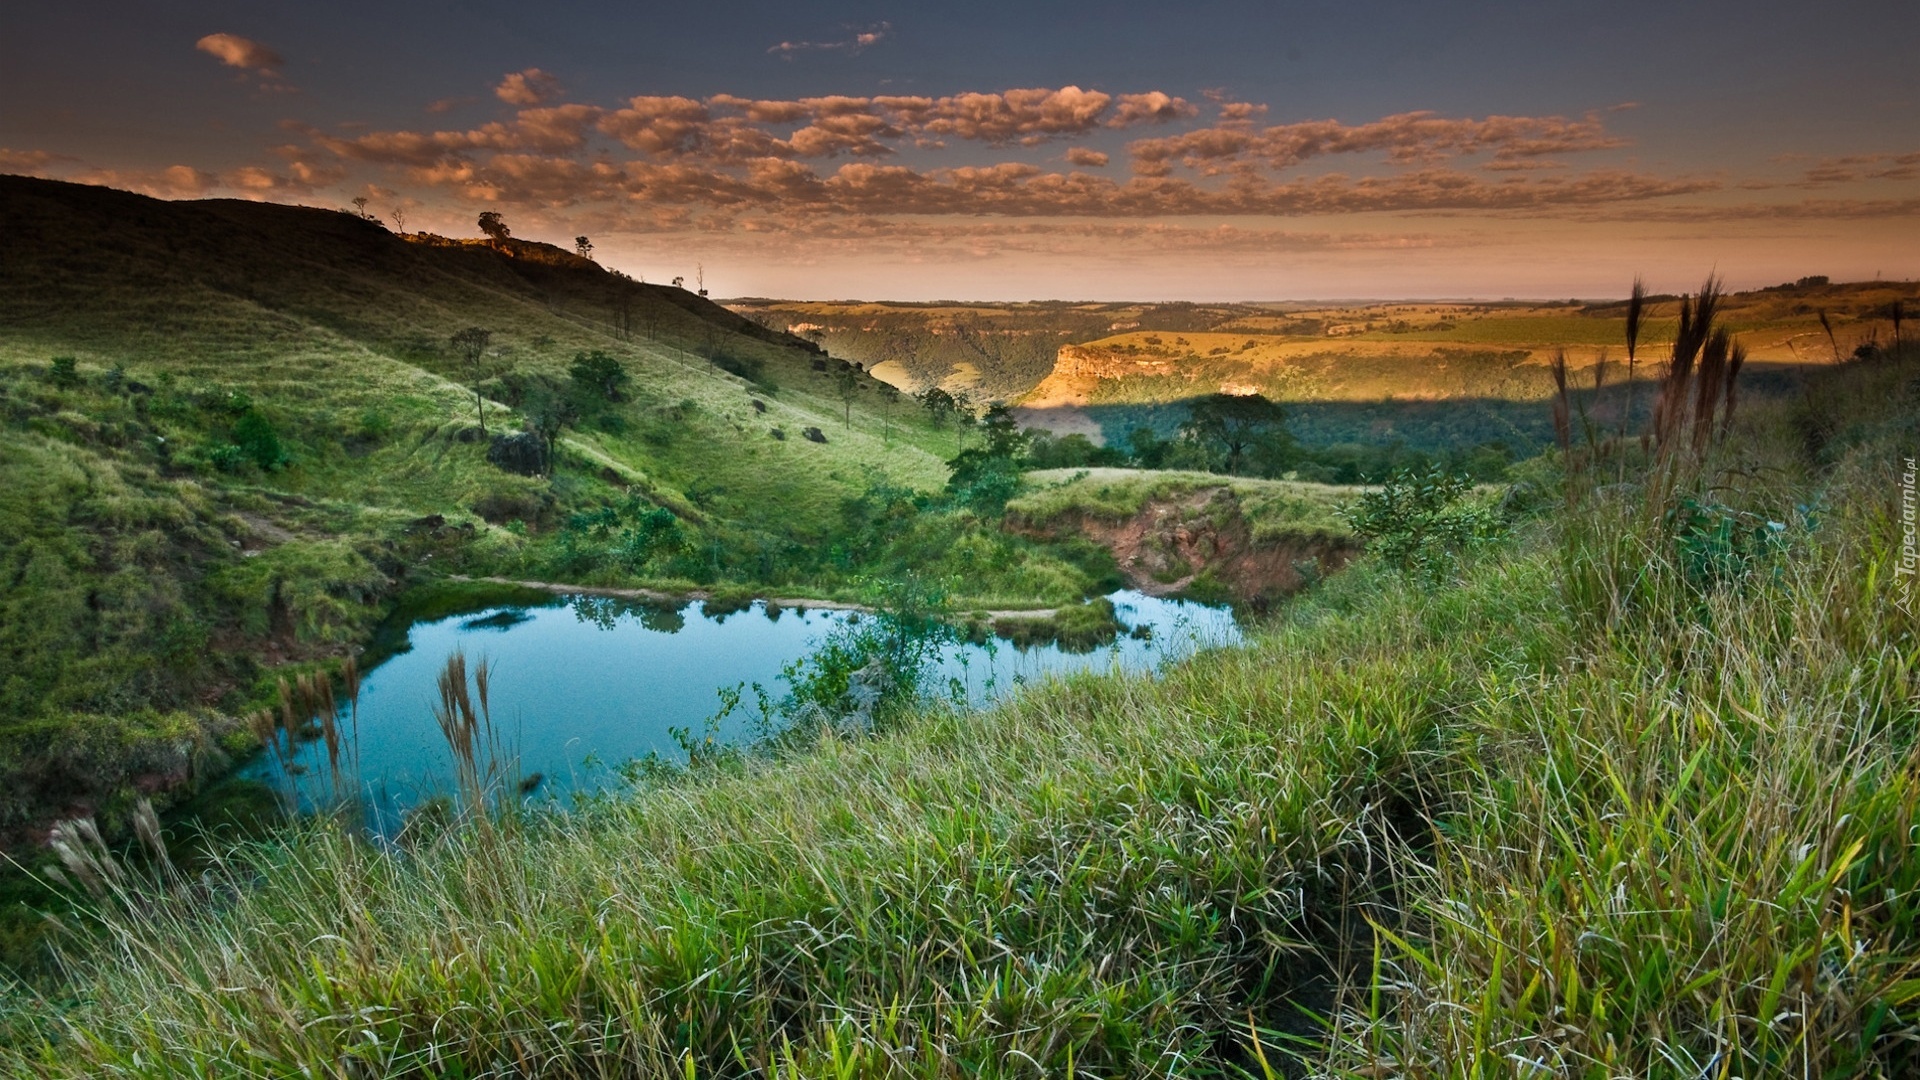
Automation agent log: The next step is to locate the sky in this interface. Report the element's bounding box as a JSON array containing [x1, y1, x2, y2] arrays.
[[3, 0, 1917, 301]]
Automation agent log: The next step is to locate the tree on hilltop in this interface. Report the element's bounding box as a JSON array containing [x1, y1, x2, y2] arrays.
[[477, 211, 511, 242]]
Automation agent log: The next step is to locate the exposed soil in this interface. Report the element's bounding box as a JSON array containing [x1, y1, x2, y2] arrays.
[[1010, 488, 1358, 610]]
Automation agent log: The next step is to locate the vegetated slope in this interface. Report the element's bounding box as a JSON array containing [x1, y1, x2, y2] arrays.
[[0, 175, 946, 526], [9, 351, 1915, 1068], [0, 174, 947, 839]]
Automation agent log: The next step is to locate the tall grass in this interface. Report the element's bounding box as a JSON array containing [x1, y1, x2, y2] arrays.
[[2, 349, 1915, 1076]]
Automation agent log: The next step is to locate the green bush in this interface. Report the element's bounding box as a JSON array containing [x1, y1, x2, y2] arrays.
[[780, 575, 958, 730], [231, 409, 288, 471], [567, 350, 629, 403], [1665, 495, 1791, 590], [1339, 466, 1503, 578]]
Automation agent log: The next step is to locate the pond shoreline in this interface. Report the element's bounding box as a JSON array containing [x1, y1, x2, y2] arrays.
[[239, 588, 1239, 825], [447, 575, 1064, 621]]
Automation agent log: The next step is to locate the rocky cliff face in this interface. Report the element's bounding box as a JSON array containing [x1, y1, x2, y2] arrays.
[[1051, 343, 1174, 380]]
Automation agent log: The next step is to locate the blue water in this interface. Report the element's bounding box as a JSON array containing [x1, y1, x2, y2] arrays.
[[247, 590, 1238, 823]]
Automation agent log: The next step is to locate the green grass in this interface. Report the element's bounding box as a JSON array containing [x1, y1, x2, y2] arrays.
[[0, 175, 980, 842], [1011, 467, 1352, 542], [8, 345, 1912, 1074]]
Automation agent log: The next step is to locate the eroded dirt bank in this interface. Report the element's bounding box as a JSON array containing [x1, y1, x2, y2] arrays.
[[1009, 487, 1357, 610]]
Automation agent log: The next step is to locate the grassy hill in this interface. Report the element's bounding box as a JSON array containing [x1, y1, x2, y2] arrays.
[[0, 175, 1124, 845], [5, 330, 1914, 1074]]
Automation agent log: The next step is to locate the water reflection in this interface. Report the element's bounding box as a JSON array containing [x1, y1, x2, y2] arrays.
[[245, 590, 1239, 824]]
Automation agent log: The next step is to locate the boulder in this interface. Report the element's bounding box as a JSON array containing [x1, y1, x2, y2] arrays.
[[486, 431, 546, 475]]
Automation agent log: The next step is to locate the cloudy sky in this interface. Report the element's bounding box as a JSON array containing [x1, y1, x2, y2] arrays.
[[3, 0, 1916, 300]]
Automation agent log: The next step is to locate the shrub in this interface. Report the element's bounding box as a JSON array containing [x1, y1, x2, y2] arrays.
[[356, 409, 392, 441], [232, 409, 288, 471], [1665, 496, 1790, 591], [707, 350, 767, 388], [568, 351, 629, 403], [486, 431, 546, 476], [780, 575, 956, 731], [199, 441, 249, 473], [48, 356, 80, 389], [1339, 466, 1502, 578], [611, 508, 688, 572]]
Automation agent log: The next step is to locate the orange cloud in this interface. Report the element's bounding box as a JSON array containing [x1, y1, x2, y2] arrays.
[[0, 148, 66, 173], [71, 164, 221, 198], [1128, 110, 1628, 176], [1065, 147, 1110, 167], [495, 69, 562, 107], [194, 33, 282, 72], [1797, 151, 1920, 186], [597, 97, 716, 156], [375, 142, 1715, 223], [306, 104, 604, 166], [1110, 92, 1199, 127]]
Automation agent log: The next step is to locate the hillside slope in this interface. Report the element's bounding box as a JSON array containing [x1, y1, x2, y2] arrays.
[[0, 175, 954, 838], [0, 175, 949, 524]]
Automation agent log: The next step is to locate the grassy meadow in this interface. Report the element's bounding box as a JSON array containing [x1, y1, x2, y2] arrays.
[[1, 285, 1914, 1074]]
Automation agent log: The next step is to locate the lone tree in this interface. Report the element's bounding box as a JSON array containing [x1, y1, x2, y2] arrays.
[[1180, 392, 1291, 475], [449, 327, 493, 434], [575, 235, 594, 259], [943, 404, 1029, 513], [477, 211, 510, 242], [834, 361, 862, 427], [568, 350, 629, 402], [523, 386, 579, 476], [917, 386, 958, 429]]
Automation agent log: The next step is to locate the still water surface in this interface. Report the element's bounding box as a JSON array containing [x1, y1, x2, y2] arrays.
[[247, 590, 1238, 823]]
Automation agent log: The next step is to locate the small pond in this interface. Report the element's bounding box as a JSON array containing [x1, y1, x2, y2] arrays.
[[244, 590, 1239, 826]]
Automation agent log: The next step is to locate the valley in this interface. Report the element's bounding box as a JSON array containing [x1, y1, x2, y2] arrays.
[[3, 174, 1917, 1076]]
